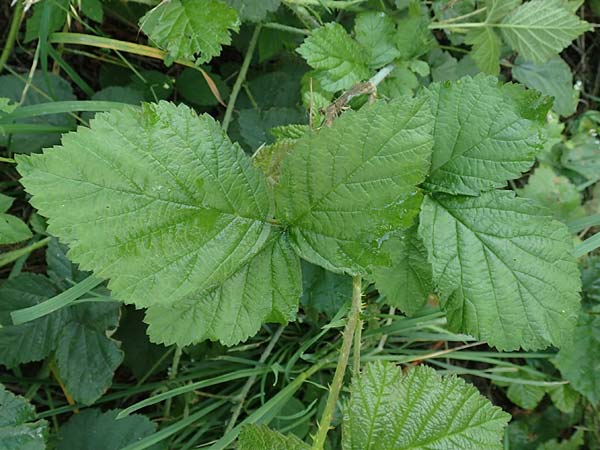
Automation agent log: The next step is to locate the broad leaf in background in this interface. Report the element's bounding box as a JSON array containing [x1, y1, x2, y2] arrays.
[[0, 193, 32, 245], [145, 234, 301, 346], [296, 23, 370, 92], [555, 310, 600, 405], [354, 12, 401, 68], [24, 0, 69, 43], [395, 5, 435, 60], [537, 429, 584, 450], [419, 191, 581, 351], [55, 302, 123, 405], [500, 0, 591, 64], [301, 261, 352, 319], [516, 164, 585, 223], [0, 384, 47, 450], [0, 71, 76, 153], [176, 68, 230, 107], [56, 409, 161, 450], [224, 0, 280, 22], [238, 424, 309, 450], [0, 275, 69, 368], [424, 75, 547, 196], [512, 57, 578, 117], [371, 226, 432, 315], [17, 102, 273, 310], [275, 95, 433, 274], [140, 0, 240, 64], [342, 362, 510, 449]]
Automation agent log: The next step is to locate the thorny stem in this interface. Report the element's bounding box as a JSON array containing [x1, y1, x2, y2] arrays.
[[224, 326, 285, 434], [0, 0, 25, 75], [312, 275, 362, 450], [222, 25, 261, 133]]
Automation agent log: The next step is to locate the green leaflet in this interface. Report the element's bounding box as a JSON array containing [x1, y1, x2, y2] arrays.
[[140, 0, 240, 64], [0, 384, 48, 450], [354, 12, 401, 68], [301, 261, 352, 319], [371, 226, 433, 316], [56, 409, 159, 450], [17, 102, 273, 310], [0, 194, 32, 245], [419, 190, 581, 351], [145, 233, 301, 346], [342, 362, 510, 450], [424, 75, 547, 196], [555, 311, 600, 404], [296, 23, 370, 93], [238, 424, 309, 450], [223, 0, 280, 22], [500, 0, 591, 64], [465, 28, 501, 75], [275, 95, 433, 275]]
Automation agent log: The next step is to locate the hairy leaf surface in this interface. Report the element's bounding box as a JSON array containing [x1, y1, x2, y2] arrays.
[[500, 0, 591, 64], [17, 102, 272, 309], [238, 424, 309, 450], [140, 0, 239, 64], [342, 362, 510, 449], [145, 233, 301, 346], [424, 75, 545, 196], [296, 23, 370, 92], [419, 190, 581, 350], [275, 96, 433, 274]]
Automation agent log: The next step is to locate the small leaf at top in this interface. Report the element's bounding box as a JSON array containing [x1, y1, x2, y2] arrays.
[[343, 362, 510, 450], [140, 0, 240, 64], [275, 94, 433, 275]]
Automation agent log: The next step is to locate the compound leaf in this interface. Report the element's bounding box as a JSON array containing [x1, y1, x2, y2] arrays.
[[500, 0, 591, 64], [145, 233, 301, 346], [238, 424, 309, 450], [419, 190, 581, 351], [424, 75, 546, 196], [17, 102, 273, 310], [371, 226, 433, 316], [342, 362, 510, 450], [140, 0, 239, 64], [56, 409, 159, 450], [275, 95, 433, 274], [0, 384, 47, 450], [296, 23, 370, 92]]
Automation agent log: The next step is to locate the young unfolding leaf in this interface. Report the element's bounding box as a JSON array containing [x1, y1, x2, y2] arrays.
[[275, 95, 433, 274], [371, 226, 432, 315], [238, 424, 309, 450], [342, 362, 510, 450], [424, 75, 547, 196], [145, 234, 301, 346], [17, 102, 273, 310], [0, 384, 47, 450], [296, 23, 370, 92], [500, 0, 591, 64], [419, 190, 581, 351], [140, 0, 239, 64]]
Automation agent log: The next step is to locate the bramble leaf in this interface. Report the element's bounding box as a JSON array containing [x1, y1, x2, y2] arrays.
[[343, 362, 510, 450], [465, 28, 501, 75], [512, 57, 578, 117], [424, 75, 546, 196], [0, 214, 32, 245], [17, 102, 273, 310], [56, 409, 159, 450], [419, 190, 581, 351], [296, 23, 370, 92], [354, 12, 401, 68], [140, 0, 240, 64], [555, 311, 600, 404], [371, 226, 432, 316], [0, 384, 47, 450], [275, 95, 433, 274], [238, 424, 309, 450], [145, 233, 301, 346], [500, 0, 591, 64]]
